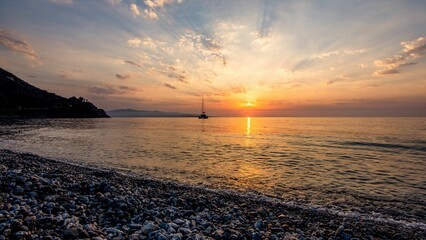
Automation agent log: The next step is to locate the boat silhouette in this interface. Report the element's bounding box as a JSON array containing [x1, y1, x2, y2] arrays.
[[198, 96, 208, 119]]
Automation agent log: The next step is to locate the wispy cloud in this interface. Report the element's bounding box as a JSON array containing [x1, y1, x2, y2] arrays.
[[142, 0, 183, 20], [402, 37, 426, 58], [143, 8, 158, 20], [123, 60, 142, 68], [231, 86, 248, 94], [374, 68, 400, 75], [88, 85, 137, 95], [130, 3, 141, 16], [128, 0, 183, 20], [127, 37, 164, 49], [178, 32, 227, 66], [115, 74, 130, 80], [0, 30, 41, 64], [49, 0, 72, 4], [164, 83, 177, 89], [312, 49, 367, 59], [374, 36, 425, 76], [127, 37, 141, 47]]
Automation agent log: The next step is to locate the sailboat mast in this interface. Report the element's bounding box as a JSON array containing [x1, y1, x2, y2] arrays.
[[201, 96, 204, 113]]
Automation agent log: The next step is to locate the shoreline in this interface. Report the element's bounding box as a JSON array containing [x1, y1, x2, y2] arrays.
[[1, 149, 425, 239]]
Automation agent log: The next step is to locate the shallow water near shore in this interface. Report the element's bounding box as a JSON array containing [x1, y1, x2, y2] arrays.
[[1, 117, 425, 224]]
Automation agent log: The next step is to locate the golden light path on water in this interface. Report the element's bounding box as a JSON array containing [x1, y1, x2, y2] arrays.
[[0, 118, 425, 222]]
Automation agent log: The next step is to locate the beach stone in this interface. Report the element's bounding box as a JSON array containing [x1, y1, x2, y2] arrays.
[[271, 227, 284, 233], [63, 228, 79, 239], [335, 225, 344, 237], [159, 222, 168, 230], [213, 229, 224, 239], [173, 219, 185, 225], [78, 228, 90, 238], [142, 223, 160, 234], [157, 233, 168, 240], [252, 232, 261, 240], [178, 227, 192, 234], [169, 222, 179, 230], [170, 233, 183, 240], [254, 220, 263, 229], [12, 231, 29, 239], [2, 228, 12, 237], [14, 186, 24, 195], [129, 223, 142, 230]]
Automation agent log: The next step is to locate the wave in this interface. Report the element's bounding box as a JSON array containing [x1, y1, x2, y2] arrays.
[[340, 141, 426, 152]]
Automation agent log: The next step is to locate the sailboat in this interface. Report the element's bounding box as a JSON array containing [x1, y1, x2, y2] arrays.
[[198, 96, 208, 119]]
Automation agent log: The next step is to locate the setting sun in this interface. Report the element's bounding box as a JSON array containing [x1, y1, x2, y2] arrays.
[[1, 1, 424, 116]]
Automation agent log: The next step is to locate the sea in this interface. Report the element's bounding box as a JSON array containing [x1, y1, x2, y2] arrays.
[[1, 117, 425, 226]]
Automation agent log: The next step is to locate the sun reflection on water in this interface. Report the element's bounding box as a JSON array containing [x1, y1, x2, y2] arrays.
[[246, 117, 251, 135]]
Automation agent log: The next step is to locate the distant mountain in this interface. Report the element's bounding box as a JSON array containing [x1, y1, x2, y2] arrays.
[[0, 68, 109, 118], [107, 109, 197, 117]]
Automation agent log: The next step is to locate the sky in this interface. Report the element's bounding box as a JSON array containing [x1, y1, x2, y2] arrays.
[[0, 0, 425, 116]]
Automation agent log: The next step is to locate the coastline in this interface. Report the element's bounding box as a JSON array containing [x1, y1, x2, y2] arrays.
[[1, 149, 424, 240]]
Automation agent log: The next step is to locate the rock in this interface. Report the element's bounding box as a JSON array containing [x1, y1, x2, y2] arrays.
[[158, 233, 168, 240], [173, 219, 185, 225], [63, 228, 79, 239], [78, 228, 90, 238], [271, 227, 284, 233], [159, 222, 168, 230], [142, 223, 160, 235], [14, 186, 24, 195], [169, 222, 179, 230], [213, 229, 224, 239], [12, 231, 29, 239], [43, 235, 53, 240], [170, 233, 183, 240], [129, 223, 142, 230], [178, 227, 192, 234], [252, 232, 261, 240], [335, 225, 344, 237], [254, 220, 263, 229]]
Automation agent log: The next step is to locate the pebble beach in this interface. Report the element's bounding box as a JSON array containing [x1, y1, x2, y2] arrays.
[[1, 149, 425, 240]]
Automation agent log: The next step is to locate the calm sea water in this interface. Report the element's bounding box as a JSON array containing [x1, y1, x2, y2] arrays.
[[1, 117, 425, 223]]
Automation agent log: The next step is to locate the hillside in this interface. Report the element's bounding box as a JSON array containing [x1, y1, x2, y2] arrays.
[[0, 68, 109, 118], [107, 109, 196, 117]]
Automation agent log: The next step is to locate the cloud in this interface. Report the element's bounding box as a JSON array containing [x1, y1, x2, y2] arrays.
[[231, 86, 247, 94], [177, 75, 188, 83], [402, 37, 426, 58], [49, 0, 72, 4], [141, 0, 183, 20], [257, 0, 277, 39], [0, 30, 41, 64], [130, 3, 141, 16], [178, 32, 227, 66], [109, 0, 122, 5], [88, 85, 137, 95], [127, 37, 164, 49], [168, 72, 188, 84], [144, 8, 158, 20], [374, 69, 400, 75], [374, 36, 425, 76], [124, 60, 142, 68], [115, 74, 130, 80], [164, 83, 177, 89], [127, 37, 141, 47], [312, 49, 367, 59]]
